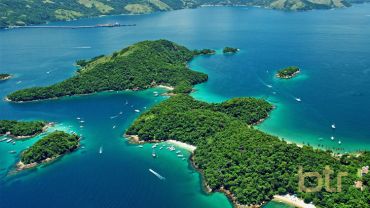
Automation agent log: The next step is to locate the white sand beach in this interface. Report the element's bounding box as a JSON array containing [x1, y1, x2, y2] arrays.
[[273, 194, 316, 208], [167, 140, 196, 153]]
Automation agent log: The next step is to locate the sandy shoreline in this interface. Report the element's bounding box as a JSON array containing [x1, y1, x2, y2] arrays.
[[273, 195, 316, 208], [166, 140, 196, 153]]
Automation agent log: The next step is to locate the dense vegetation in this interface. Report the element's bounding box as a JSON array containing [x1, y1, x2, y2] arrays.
[[21, 131, 79, 164], [0, 0, 351, 27], [223, 47, 238, 53], [7, 40, 208, 102], [0, 73, 11, 80], [0, 120, 46, 137], [276, 66, 300, 79], [126, 94, 273, 144], [126, 94, 370, 207]]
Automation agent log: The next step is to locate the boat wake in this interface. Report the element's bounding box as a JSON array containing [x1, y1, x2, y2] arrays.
[[73, 46, 92, 49], [149, 169, 165, 180]]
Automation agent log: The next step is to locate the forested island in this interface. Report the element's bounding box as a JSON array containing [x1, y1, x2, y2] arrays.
[[276, 66, 300, 79], [0, 73, 11, 80], [126, 94, 370, 207], [17, 131, 80, 171], [7, 40, 210, 102], [0, 0, 354, 28], [194, 49, 216, 55], [0, 120, 49, 139], [223, 47, 238, 54]]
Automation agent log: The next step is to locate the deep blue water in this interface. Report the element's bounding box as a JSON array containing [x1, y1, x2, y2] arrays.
[[1, 4, 370, 208]]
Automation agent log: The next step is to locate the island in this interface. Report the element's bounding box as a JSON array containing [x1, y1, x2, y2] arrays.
[[6, 40, 210, 102], [126, 94, 370, 207], [223, 47, 238, 54], [0, 120, 50, 139], [0, 0, 351, 28], [0, 73, 11, 81], [276, 66, 300, 79], [17, 131, 80, 171], [194, 49, 216, 55]]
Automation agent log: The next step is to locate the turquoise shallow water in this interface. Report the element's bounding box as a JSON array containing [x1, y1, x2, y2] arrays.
[[1, 4, 370, 208]]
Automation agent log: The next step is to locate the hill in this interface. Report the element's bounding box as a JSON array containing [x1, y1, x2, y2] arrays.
[[0, 0, 351, 27], [6, 40, 208, 102]]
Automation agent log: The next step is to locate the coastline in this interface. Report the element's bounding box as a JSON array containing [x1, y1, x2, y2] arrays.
[[4, 84, 174, 103], [273, 195, 315, 208]]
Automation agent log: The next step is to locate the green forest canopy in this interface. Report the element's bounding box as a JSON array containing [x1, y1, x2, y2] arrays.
[[126, 94, 370, 207], [21, 131, 79, 164], [7, 40, 208, 102], [0, 120, 46, 137]]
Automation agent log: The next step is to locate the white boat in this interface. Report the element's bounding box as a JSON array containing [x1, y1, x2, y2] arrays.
[[295, 98, 302, 102], [331, 136, 335, 140], [138, 145, 143, 148], [80, 125, 84, 128], [119, 112, 123, 115], [125, 101, 128, 105], [152, 144, 158, 148], [113, 125, 116, 129], [149, 169, 165, 180], [80, 120, 85, 123], [266, 84, 273, 88], [9, 150, 16, 154], [99, 146, 103, 154], [6, 139, 12, 143], [177, 154, 184, 157], [338, 140, 342, 145], [176, 150, 181, 154], [134, 109, 140, 113], [152, 151, 157, 158], [77, 117, 81, 120], [12, 141, 16, 145], [0, 138, 7, 142], [331, 124, 336, 129], [159, 147, 163, 150], [168, 146, 175, 151]]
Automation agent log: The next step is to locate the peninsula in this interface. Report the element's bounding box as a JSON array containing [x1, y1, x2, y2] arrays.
[[276, 66, 300, 79], [17, 131, 80, 171], [126, 94, 370, 207], [0, 120, 50, 139], [0, 73, 11, 81], [6, 40, 209, 102]]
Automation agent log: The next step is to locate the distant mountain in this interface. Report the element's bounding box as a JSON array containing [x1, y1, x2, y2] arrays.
[[0, 0, 352, 27]]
